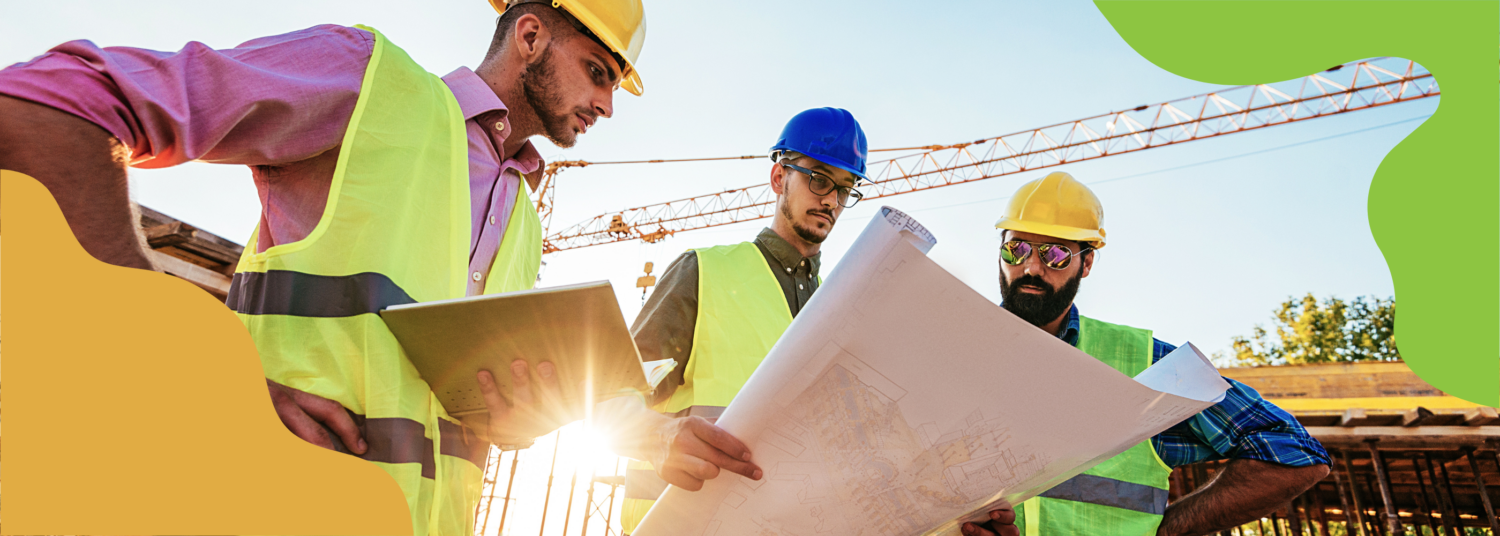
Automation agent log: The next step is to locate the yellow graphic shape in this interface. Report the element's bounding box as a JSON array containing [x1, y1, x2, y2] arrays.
[[1, 171, 412, 534]]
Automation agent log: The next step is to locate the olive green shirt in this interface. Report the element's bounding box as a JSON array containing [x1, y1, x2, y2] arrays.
[[630, 228, 822, 405]]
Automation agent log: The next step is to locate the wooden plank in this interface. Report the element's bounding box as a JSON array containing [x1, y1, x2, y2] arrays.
[[1222, 361, 1443, 400], [1343, 409, 1376, 427], [1275, 397, 1488, 412], [1309, 427, 1500, 449], [143, 221, 193, 248], [1405, 408, 1437, 428], [149, 250, 231, 299], [1465, 408, 1500, 427], [138, 204, 245, 267]]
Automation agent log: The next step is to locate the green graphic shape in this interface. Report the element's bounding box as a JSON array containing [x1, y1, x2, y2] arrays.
[[1096, 1, 1499, 406]]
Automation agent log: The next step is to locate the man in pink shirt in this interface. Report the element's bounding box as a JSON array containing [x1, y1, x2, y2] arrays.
[[0, 0, 761, 532]]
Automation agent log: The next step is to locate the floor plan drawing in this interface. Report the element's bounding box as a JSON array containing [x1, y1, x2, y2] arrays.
[[632, 208, 1229, 536]]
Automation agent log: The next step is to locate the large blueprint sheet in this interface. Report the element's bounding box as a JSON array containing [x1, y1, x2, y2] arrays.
[[634, 207, 1229, 536]]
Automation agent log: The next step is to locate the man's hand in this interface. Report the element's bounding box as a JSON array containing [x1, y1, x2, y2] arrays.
[[267, 378, 366, 455], [476, 359, 567, 446], [961, 507, 1019, 536], [649, 416, 762, 491]]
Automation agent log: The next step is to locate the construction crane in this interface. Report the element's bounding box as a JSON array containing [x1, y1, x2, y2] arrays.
[[536, 57, 1437, 253]]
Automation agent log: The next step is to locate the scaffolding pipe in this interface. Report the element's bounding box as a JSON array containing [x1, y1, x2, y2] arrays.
[[476, 448, 503, 536], [1288, 499, 1305, 536], [538, 431, 565, 536], [1362, 473, 1386, 536], [498, 451, 523, 536], [581, 466, 599, 536], [1435, 455, 1463, 536], [562, 469, 581, 536], [605, 458, 623, 534], [1462, 448, 1499, 535], [1338, 450, 1369, 536], [1422, 453, 1459, 536], [1409, 455, 1441, 536], [1313, 485, 1332, 536], [1367, 442, 1404, 536]]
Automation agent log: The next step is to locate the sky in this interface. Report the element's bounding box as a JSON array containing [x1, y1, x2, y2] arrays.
[[1, 0, 1431, 533]]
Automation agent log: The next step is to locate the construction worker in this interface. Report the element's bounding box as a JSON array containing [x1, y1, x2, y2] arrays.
[[615, 107, 869, 534], [0, 2, 755, 534], [961, 172, 1332, 536]]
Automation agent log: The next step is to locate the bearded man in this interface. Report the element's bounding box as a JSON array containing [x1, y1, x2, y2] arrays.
[[962, 172, 1332, 536], [0, 2, 760, 533]]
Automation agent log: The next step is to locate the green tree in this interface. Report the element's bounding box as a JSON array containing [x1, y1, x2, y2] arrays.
[[1222, 294, 1399, 366]]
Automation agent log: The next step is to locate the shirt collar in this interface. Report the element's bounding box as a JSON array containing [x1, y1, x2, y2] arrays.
[[755, 227, 821, 276], [1057, 304, 1082, 346], [441, 67, 545, 189]]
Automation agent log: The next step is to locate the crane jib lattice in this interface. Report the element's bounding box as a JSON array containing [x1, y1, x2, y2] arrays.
[[541, 58, 1439, 253]]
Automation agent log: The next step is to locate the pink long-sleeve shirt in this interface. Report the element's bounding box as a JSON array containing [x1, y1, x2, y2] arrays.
[[0, 24, 539, 296]]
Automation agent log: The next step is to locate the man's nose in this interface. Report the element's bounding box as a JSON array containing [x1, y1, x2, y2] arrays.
[[594, 87, 614, 119]]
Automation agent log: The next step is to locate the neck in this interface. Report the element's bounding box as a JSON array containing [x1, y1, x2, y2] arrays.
[[770, 218, 820, 258], [1039, 305, 1073, 339], [475, 56, 542, 160]]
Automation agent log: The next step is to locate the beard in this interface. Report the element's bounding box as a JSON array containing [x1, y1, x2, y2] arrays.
[[1000, 270, 1082, 329], [520, 48, 583, 148], [779, 195, 835, 244]]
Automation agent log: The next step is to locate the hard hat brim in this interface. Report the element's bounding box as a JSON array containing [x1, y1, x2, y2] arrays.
[[770, 146, 867, 182], [994, 217, 1106, 249]]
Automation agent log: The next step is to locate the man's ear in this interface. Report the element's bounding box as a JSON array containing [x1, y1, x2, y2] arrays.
[[510, 13, 552, 62], [769, 161, 786, 195], [1079, 247, 1095, 279]]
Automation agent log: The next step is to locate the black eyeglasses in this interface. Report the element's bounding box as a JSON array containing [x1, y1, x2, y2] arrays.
[[1000, 240, 1091, 270], [780, 162, 864, 208]]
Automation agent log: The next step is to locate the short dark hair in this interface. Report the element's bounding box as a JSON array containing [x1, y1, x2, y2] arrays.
[[486, 3, 561, 60], [485, 2, 627, 73]]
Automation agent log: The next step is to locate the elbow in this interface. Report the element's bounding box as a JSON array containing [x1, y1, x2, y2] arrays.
[[1294, 463, 1330, 494]]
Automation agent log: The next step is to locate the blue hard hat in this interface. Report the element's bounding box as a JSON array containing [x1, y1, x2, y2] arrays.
[[769, 107, 868, 181]]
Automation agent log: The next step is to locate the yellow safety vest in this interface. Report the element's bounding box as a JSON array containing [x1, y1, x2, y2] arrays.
[[1016, 315, 1173, 536], [620, 241, 793, 534], [226, 25, 540, 536]]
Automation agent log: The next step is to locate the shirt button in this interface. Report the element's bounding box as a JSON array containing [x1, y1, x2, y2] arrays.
[[494, 121, 505, 131], [785, 267, 792, 273], [800, 260, 805, 266], [472, 271, 483, 282], [798, 284, 804, 290], [489, 215, 496, 225]]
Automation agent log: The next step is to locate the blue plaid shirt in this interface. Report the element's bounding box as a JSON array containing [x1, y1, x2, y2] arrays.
[[1058, 306, 1330, 468]]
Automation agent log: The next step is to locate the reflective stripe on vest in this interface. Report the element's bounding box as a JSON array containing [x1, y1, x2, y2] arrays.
[[1017, 315, 1171, 536], [228, 25, 537, 536], [620, 242, 792, 534], [1038, 473, 1169, 515]]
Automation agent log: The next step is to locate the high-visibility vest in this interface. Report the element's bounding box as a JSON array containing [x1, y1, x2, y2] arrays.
[[620, 241, 794, 534], [1015, 315, 1172, 536], [225, 25, 541, 536]]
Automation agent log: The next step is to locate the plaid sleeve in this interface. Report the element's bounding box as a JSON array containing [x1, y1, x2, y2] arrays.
[[1148, 340, 1332, 468]]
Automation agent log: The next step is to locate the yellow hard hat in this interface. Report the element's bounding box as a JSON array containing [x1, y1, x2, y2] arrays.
[[490, 0, 647, 96], [994, 171, 1107, 249]]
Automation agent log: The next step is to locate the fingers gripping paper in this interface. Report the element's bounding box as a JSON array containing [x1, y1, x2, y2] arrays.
[[633, 207, 1229, 536]]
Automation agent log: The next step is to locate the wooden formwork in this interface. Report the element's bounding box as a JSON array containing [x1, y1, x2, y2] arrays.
[[1176, 362, 1500, 535]]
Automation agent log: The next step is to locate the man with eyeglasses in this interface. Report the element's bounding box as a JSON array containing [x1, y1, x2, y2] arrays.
[[616, 107, 868, 534], [961, 172, 1331, 536]]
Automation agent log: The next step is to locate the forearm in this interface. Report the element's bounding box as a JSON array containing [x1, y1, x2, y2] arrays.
[[1158, 459, 1328, 536], [593, 395, 672, 462], [0, 96, 153, 270]]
